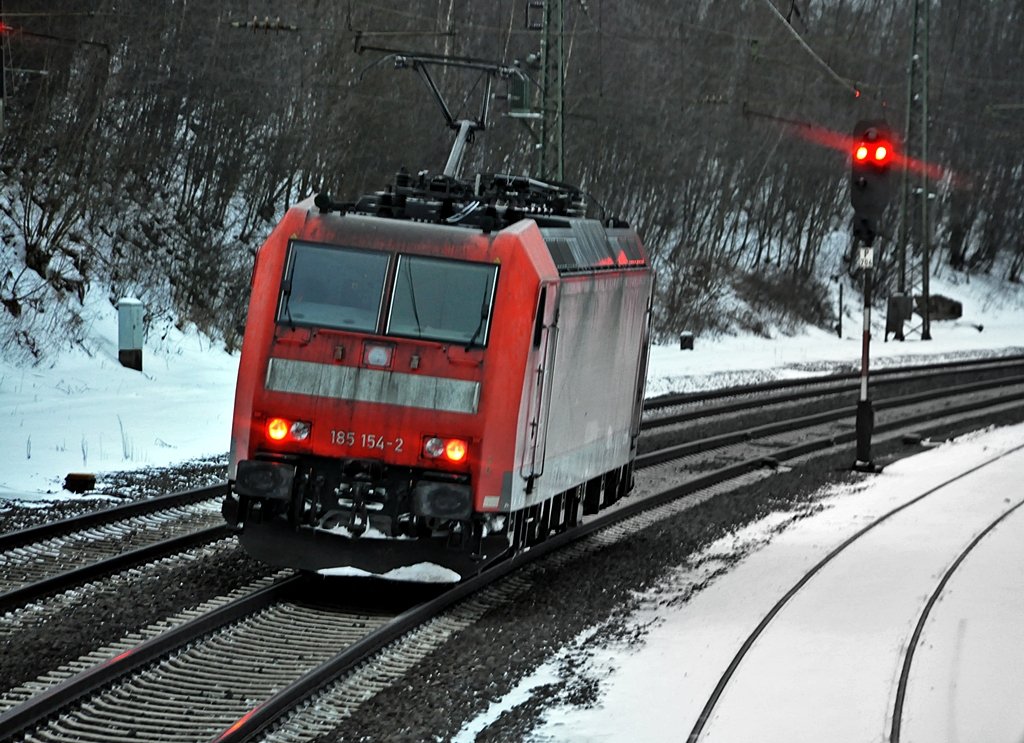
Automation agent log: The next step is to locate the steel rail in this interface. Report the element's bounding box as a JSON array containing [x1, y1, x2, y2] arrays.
[[5, 362, 1024, 741], [5, 390, 1022, 742], [684, 443, 1024, 743], [889, 495, 1024, 743], [638, 374, 1024, 467], [0, 484, 228, 551], [641, 356, 1024, 430], [211, 386, 1024, 742], [0, 575, 300, 741], [642, 352, 1024, 412], [0, 525, 230, 613]]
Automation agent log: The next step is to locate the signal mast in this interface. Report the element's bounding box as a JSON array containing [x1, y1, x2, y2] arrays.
[[849, 119, 895, 473]]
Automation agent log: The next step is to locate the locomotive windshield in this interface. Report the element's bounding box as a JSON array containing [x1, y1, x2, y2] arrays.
[[387, 255, 498, 346], [278, 241, 389, 332], [278, 241, 497, 344]]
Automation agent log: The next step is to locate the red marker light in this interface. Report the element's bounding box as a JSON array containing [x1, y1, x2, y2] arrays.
[[266, 418, 289, 441], [444, 438, 468, 463]]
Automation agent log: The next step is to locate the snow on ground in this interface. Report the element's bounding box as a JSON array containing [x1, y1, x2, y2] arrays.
[[900, 477, 1024, 743], [645, 270, 1024, 396], [0, 290, 240, 499], [2, 272, 1021, 499], [467, 424, 1024, 743]]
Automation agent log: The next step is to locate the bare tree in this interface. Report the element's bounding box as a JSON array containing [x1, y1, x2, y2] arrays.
[[1, 0, 1022, 353]]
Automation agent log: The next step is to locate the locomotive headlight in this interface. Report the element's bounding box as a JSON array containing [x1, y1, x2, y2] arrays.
[[290, 421, 311, 440], [423, 437, 446, 458], [363, 342, 395, 369]]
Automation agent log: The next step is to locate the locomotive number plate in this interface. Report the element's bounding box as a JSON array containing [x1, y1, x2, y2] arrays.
[[330, 430, 404, 452]]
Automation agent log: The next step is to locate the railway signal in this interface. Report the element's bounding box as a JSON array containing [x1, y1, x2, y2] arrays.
[[850, 119, 895, 245], [849, 119, 895, 474]]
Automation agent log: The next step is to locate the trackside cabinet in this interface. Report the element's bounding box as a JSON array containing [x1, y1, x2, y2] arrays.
[[117, 297, 144, 371]]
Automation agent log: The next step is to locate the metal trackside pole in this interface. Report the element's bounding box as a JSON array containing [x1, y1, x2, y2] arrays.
[[853, 245, 880, 473]]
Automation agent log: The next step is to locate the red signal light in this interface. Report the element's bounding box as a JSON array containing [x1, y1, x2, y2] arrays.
[[854, 141, 893, 165]]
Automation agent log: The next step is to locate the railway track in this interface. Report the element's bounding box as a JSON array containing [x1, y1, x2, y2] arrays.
[[640, 373, 1024, 469], [889, 488, 1024, 743], [2, 354, 1024, 741], [0, 562, 532, 742], [683, 442, 1024, 743], [641, 353, 1024, 431], [0, 488, 227, 613]]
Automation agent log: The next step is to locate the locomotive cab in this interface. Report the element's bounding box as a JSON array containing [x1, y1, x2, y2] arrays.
[[225, 223, 512, 577]]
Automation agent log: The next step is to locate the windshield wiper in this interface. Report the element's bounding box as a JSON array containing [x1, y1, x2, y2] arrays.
[[464, 296, 489, 350], [406, 262, 423, 336], [280, 278, 296, 329]]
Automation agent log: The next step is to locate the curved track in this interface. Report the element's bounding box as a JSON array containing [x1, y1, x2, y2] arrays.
[[684, 443, 1024, 743], [889, 496, 1024, 743]]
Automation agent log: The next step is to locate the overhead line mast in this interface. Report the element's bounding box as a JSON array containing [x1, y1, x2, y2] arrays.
[[534, 0, 565, 181], [895, 0, 932, 341], [1, 0, 9, 134]]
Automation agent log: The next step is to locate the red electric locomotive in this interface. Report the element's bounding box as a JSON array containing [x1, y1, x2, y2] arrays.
[[223, 55, 653, 580]]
